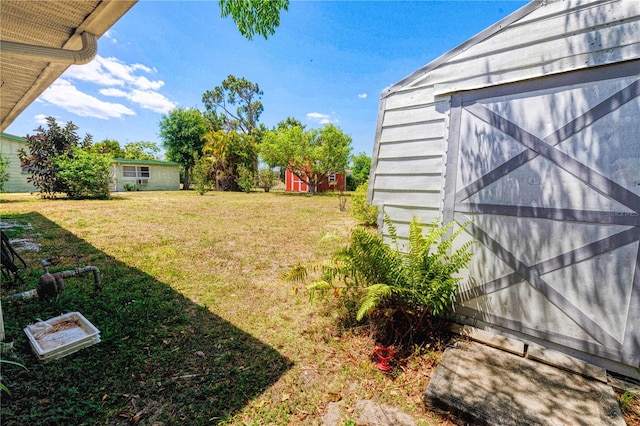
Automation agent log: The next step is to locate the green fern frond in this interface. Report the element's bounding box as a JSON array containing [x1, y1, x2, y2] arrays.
[[280, 262, 309, 282], [307, 280, 332, 302], [356, 283, 393, 321]]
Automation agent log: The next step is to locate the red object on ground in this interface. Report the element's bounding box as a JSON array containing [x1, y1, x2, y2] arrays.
[[374, 347, 394, 371]]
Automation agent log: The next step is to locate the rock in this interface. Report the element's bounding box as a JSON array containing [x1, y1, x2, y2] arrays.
[[355, 399, 417, 426], [322, 401, 342, 426]]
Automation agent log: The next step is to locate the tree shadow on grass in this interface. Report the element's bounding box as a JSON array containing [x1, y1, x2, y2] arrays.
[[0, 212, 292, 425]]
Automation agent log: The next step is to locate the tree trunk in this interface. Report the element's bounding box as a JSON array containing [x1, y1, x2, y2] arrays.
[[183, 168, 192, 190]]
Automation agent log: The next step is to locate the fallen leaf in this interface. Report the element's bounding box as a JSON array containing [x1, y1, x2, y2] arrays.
[[132, 408, 146, 423], [102, 394, 108, 401], [281, 392, 291, 402], [195, 351, 205, 357], [327, 391, 341, 402], [121, 335, 130, 340]]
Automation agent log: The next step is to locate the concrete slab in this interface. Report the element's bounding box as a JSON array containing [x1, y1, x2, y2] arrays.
[[450, 324, 526, 356], [526, 343, 608, 383], [424, 341, 625, 426]]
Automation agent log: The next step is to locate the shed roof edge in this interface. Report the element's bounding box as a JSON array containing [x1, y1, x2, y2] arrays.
[[380, 0, 543, 99]]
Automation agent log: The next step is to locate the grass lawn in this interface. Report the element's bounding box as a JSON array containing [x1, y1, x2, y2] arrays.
[[0, 191, 452, 426], [2, 191, 638, 426]]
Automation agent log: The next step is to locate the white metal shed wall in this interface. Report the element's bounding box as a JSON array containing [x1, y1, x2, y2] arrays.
[[369, 0, 640, 237], [369, 0, 640, 377]]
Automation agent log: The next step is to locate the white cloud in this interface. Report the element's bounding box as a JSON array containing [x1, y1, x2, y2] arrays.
[[34, 114, 49, 125], [101, 88, 176, 114], [41, 55, 175, 119], [64, 60, 124, 86], [306, 112, 334, 125], [358, 93, 368, 99], [103, 30, 117, 44], [41, 79, 135, 120]]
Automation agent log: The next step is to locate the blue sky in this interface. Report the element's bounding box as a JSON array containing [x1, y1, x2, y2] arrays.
[[5, 0, 528, 158]]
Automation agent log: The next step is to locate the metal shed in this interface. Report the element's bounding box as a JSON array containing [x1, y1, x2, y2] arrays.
[[368, 0, 640, 378]]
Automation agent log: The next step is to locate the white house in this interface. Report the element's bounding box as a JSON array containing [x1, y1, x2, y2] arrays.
[[368, 0, 640, 379]]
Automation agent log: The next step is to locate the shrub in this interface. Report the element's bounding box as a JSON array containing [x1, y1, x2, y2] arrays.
[[286, 215, 473, 344], [54, 147, 112, 199], [193, 155, 212, 195], [18, 116, 92, 198], [350, 182, 378, 226], [0, 154, 9, 192], [258, 167, 278, 192], [237, 165, 254, 193]]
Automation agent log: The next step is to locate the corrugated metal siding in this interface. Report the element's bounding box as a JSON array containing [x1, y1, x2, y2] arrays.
[[369, 0, 640, 238], [370, 85, 448, 233]]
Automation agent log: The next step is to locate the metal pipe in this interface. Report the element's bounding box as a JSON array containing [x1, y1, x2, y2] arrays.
[[60, 266, 101, 289], [0, 32, 98, 64]]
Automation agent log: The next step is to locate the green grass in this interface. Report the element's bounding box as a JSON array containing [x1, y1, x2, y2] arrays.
[[1, 191, 445, 425]]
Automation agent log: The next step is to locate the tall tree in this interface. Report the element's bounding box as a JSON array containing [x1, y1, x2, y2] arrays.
[[261, 123, 352, 194], [159, 108, 208, 190], [219, 0, 289, 41], [201, 75, 264, 136], [201, 130, 257, 191]]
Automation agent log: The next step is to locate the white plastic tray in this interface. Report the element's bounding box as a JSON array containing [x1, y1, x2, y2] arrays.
[[24, 312, 100, 361]]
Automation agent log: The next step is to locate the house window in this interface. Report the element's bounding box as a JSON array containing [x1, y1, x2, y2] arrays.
[[328, 173, 336, 183], [123, 166, 150, 178]]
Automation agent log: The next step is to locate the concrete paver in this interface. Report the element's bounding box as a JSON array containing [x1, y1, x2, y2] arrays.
[[424, 341, 625, 426]]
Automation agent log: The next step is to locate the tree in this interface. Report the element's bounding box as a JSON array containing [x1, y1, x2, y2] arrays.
[[202, 75, 264, 136], [18, 116, 93, 198], [276, 116, 304, 130], [219, 0, 289, 41], [201, 130, 257, 191], [159, 108, 208, 190], [123, 141, 161, 161], [0, 154, 9, 192], [261, 123, 352, 194], [346, 152, 372, 191], [90, 139, 125, 158]]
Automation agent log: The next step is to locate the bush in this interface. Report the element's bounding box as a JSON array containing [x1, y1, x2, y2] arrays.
[[193, 156, 212, 195], [18, 116, 92, 198], [286, 215, 473, 344], [54, 147, 112, 199], [258, 167, 278, 192], [237, 165, 254, 193], [350, 182, 378, 226], [0, 154, 9, 192]]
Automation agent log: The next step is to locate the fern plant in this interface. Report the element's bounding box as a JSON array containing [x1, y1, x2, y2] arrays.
[[356, 215, 473, 321], [285, 214, 473, 342]]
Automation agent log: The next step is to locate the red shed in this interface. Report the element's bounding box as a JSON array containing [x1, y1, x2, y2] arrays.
[[285, 169, 346, 193]]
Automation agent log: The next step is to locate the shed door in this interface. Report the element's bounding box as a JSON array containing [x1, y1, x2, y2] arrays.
[[445, 61, 640, 376]]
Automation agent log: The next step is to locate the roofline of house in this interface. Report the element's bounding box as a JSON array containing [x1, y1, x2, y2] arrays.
[[380, 0, 544, 99], [113, 158, 179, 166], [1, 132, 27, 142]]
